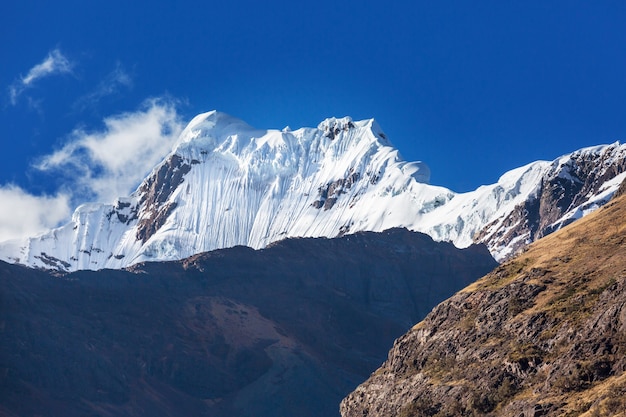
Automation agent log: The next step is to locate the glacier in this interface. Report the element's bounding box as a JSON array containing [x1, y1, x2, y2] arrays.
[[1, 110, 625, 271]]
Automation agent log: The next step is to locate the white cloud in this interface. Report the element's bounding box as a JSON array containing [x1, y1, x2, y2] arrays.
[[73, 63, 133, 111], [9, 48, 74, 105], [22, 49, 73, 85], [0, 185, 71, 242], [0, 98, 183, 243], [37, 99, 184, 204]]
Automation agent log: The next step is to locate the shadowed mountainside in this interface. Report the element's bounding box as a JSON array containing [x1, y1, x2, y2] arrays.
[[341, 186, 626, 417], [0, 228, 497, 417]]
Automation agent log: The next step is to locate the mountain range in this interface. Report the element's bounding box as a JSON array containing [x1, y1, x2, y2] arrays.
[[1, 110, 625, 271], [3, 110, 626, 417]]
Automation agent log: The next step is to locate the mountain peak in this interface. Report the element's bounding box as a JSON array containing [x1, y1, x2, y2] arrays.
[[316, 116, 390, 145], [1, 112, 625, 271], [173, 110, 261, 156], [317, 116, 356, 139]]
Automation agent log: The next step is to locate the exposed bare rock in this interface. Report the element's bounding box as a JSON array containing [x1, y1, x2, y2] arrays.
[[341, 193, 626, 417], [136, 154, 191, 243], [313, 172, 361, 210], [474, 142, 626, 260], [320, 117, 356, 140], [33, 252, 71, 270], [107, 199, 139, 225]]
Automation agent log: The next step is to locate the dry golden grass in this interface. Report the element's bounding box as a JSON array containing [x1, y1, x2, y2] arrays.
[[538, 372, 626, 417], [501, 195, 626, 415], [467, 193, 626, 301], [354, 193, 626, 417], [433, 193, 626, 415]]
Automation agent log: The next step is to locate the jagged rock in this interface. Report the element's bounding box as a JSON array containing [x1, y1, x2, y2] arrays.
[[313, 173, 361, 210], [474, 143, 626, 260], [136, 154, 191, 243]]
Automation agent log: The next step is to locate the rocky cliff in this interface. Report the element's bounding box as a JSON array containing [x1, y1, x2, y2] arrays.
[[341, 187, 626, 416]]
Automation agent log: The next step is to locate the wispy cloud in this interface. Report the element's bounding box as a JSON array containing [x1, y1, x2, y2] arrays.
[[0, 98, 184, 243], [8, 48, 74, 105], [37, 98, 184, 204], [73, 63, 133, 111], [0, 185, 71, 242]]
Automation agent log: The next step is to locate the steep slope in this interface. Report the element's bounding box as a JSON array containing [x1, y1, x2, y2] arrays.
[[0, 229, 497, 417], [341, 183, 626, 417], [1, 111, 625, 271], [470, 143, 626, 259]]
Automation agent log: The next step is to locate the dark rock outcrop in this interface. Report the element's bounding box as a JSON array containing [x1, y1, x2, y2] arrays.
[[0, 228, 497, 417], [136, 154, 191, 243], [312, 171, 361, 210], [475, 143, 626, 259], [320, 117, 356, 140]]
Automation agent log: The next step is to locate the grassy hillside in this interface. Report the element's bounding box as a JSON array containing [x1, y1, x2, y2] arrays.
[[342, 190, 626, 417]]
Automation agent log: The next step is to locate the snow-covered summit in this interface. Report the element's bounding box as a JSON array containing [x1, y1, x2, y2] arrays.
[[0, 111, 432, 270], [1, 111, 625, 271]]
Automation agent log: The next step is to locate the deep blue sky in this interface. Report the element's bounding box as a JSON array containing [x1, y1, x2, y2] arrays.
[[1, 1, 626, 238]]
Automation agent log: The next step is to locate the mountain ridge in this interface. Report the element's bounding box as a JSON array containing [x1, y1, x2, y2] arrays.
[[1, 111, 625, 271], [0, 228, 498, 417]]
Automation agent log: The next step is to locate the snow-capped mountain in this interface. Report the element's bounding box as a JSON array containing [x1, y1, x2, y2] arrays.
[[1, 111, 625, 271]]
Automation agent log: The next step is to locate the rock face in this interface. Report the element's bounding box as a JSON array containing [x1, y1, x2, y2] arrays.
[[135, 154, 192, 243], [0, 228, 497, 417], [340, 189, 626, 416], [474, 143, 626, 259], [2, 111, 625, 271]]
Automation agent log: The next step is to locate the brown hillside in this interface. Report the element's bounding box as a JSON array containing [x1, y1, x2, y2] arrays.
[[341, 191, 626, 417]]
